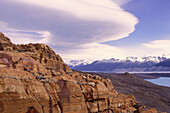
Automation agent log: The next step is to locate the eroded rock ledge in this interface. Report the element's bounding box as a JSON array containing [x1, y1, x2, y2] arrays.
[[0, 32, 158, 113]]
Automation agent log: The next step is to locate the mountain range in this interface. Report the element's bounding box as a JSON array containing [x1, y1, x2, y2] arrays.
[[68, 56, 170, 72]]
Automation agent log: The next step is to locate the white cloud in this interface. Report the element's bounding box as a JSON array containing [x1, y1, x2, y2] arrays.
[[143, 40, 170, 53], [61, 43, 126, 62], [121, 40, 170, 59], [112, 0, 133, 6], [0, 21, 51, 44], [0, 0, 138, 61]]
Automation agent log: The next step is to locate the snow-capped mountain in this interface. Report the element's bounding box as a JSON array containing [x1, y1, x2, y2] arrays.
[[125, 56, 167, 63], [68, 55, 170, 72], [69, 56, 167, 66], [67, 59, 92, 68]]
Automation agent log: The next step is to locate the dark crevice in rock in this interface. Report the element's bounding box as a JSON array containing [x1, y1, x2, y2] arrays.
[[97, 101, 100, 112], [87, 98, 105, 102], [43, 83, 53, 113], [0, 101, 4, 113], [107, 98, 110, 110], [26, 106, 39, 113], [57, 80, 70, 104], [57, 101, 63, 113], [41, 105, 45, 113], [79, 85, 90, 113]]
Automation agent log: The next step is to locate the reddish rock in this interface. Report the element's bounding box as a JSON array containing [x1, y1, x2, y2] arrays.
[[0, 32, 16, 52], [0, 32, 161, 113], [134, 104, 146, 113], [98, 99, 108, 111], [144, 108, 157, 113], [15, 43, 72, 74], [86, 101, 98, 112], [26, 106, 40, 113]]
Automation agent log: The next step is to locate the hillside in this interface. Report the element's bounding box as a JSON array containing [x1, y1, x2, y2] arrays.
[[156, 59, 170, 67], [0, 32, 160, 113], [96, 73, 170, 113]]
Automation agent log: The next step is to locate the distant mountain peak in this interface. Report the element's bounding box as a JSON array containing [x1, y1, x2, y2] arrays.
[[69, 55, 170, 72], [67, 59, 92, 67]]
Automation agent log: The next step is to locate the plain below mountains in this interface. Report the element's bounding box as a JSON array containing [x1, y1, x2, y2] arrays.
[[68, 57, 170, 72]]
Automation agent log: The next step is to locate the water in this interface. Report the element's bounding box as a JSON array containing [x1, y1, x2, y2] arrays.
[[128, 71, 170, 74], [145, 77, 170, 87], [84, 71, 170, 74]]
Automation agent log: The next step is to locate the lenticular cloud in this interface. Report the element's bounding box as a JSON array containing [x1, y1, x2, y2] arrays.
[[0, 0, 138, 61]]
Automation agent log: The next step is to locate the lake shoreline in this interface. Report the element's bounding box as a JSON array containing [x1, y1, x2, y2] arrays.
[[145, 77, 170, 87], [98, 72, 170, 79], [82, 70, 170, 87], [93, 72, 170, 112]]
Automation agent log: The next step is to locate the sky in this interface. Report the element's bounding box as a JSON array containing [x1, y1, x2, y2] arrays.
[[0, 0, 170, 63]]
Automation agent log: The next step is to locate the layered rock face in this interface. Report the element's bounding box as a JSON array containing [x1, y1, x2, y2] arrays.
[[0, 32, 157, 113], [0, 32, 16, 52]]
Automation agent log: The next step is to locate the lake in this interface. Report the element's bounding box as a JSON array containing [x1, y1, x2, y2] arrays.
[[85, 71, 170, 74], [145, 77, 170, 87]]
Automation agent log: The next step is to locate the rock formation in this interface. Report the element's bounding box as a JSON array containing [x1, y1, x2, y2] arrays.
[[0, 32, 158, 113]]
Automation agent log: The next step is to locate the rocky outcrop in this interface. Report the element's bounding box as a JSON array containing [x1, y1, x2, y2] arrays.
[[15, 43, 72, 74], [0, 32, 16, 52], [0, 32, 159, 113]]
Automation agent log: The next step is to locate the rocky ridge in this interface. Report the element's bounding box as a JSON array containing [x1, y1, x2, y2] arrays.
[[0, 32, 158, 113]]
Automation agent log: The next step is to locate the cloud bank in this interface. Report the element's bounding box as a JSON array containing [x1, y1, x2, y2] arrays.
[[118, 40, 170, 59], [0, 0, 138, 62], [143, 40, 170, 54]]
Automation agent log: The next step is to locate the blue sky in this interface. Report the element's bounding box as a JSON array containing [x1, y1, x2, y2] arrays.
[[0, 0, 170, 62], [106, 0, 170, 47]]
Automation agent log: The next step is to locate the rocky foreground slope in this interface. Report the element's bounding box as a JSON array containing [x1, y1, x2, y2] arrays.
[[94, 72, 170, 113], [0, 32, 159, 113]]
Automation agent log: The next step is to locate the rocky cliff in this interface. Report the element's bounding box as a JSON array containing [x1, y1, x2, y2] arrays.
[[0, 32, 158, 113]]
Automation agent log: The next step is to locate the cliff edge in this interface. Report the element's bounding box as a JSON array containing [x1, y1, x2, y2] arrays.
[[0, 32, 158, 113]]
